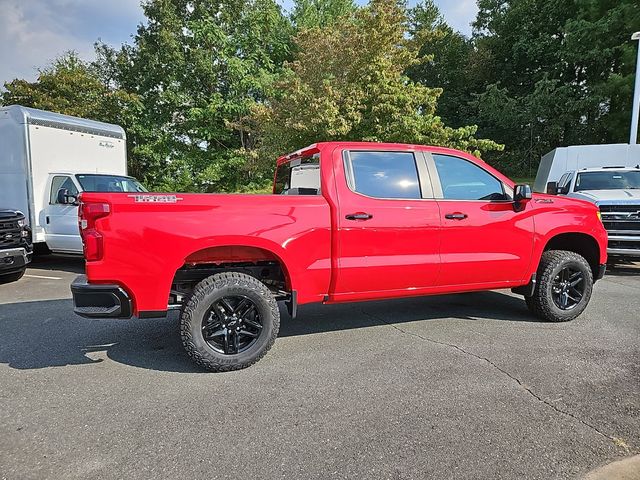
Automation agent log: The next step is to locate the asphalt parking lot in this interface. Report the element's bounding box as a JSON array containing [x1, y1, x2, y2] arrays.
[[0, 256, 638, 480]]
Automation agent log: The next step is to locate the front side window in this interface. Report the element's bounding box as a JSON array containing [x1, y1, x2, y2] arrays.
[[557, 171, 574, 194], [50, 176, 78, 204], [557, 173, 569, 188], [346, 151, 421, 199], [434, 154, 507, 201], [274, 156, 320, 195]]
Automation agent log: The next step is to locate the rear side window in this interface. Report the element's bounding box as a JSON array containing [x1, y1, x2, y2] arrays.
[[433, 154, 507, 201], [274, 156, 320, 195], [345, 151, 421, 199]]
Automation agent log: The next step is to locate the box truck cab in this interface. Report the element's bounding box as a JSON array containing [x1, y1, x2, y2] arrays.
[[44, 172, 145, 252], [0, 105, 145, 255]]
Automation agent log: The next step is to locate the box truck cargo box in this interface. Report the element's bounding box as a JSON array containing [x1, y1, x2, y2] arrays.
[[0, 105, 145, 254]]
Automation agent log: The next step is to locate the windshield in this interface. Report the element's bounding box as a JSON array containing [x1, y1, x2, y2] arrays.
[[574, 171, 640, 192], [76, 174, 147, 193]]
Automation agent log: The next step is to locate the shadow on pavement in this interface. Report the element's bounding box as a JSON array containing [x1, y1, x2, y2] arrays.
[[29, 254, 85, 274], [284, 290, 537, 337], [0, 290, 537, 373], [605, 260, 640, 277]]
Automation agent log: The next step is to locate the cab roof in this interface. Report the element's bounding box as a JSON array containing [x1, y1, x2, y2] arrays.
[[276, 141, 481, 165]]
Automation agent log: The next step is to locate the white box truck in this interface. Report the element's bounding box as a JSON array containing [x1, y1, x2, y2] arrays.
[[534, 143, 640, 193], [0, 105, 146, 254]]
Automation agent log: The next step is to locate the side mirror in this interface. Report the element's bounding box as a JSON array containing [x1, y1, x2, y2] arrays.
[[546, 182, 558, 195], [56, 188, 78, 205], [513, 184, 532, 211]]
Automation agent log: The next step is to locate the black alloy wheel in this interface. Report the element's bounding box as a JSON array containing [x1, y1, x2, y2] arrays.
[[525, 250, 593, 322], [181, 272, 280, 371], [201, 295, 263, 355], [551, 267, 585, 310]]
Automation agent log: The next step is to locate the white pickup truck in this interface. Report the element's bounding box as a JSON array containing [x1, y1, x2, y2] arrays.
[[551, 166, 640, 258]]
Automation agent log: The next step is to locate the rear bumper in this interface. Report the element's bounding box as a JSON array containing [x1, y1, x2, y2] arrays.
[[71, 275, 132, 318], [0, 247, 31, 274]]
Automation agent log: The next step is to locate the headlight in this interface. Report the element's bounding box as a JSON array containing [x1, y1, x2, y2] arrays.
[[596, 211, 602, 222], [17, 219, 25, 227]]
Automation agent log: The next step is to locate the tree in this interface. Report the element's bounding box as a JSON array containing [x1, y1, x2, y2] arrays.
[[469, 0, 640, 176], [291, 0, 356, 29], [255, 0, 502, 163], [97, 0, 293, 192], [406, 1, 477, 128]]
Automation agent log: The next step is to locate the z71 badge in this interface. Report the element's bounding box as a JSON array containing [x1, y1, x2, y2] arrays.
[[128, 194, 183, 203]]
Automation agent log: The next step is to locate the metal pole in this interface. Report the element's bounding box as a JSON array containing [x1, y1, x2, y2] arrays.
[[630, 32, 640, 144]]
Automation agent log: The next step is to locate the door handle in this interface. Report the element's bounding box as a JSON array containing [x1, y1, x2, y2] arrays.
[[46, 216, 50, 224], [445, 212, 467, 220], [345, 212, 373, 221]]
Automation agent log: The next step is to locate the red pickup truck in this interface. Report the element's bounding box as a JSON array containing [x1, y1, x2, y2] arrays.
[[71, 142, 608, 371]]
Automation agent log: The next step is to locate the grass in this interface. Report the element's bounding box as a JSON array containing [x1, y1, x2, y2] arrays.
[[511, 177, 535, 185]]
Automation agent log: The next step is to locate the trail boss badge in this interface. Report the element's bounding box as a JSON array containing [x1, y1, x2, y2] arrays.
[[128, 194, 183, 203]]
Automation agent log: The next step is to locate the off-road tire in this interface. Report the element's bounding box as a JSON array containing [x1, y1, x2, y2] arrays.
[[0, 268, 26, 285], [525, 250, 593, 322], [180, 272, 279, 372]]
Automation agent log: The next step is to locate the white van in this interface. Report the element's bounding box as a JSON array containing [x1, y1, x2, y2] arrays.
[[0, 105, 146, 254]]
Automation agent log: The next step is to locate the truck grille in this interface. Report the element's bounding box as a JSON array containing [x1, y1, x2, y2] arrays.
[[599, 204, 640, 253], [0, 215, 23, 249]]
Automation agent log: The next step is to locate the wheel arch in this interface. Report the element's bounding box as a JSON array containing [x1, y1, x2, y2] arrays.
[[541, 232, 601, 278], [178, 242, 294, 290]]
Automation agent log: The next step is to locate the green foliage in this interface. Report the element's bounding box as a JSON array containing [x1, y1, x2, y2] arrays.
[[12, 0, 637, 186], [256, 0, 502, 162], [450, 0, 639, 176], [291, 0, 356, 28], [406, 1, 477, 129], [95, 0, 293, 192], [2, 52, 134, 120]]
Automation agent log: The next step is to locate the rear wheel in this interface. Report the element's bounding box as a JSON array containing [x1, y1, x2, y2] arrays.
[[180, 272, 279, 372], [525, 250, 593, 322]]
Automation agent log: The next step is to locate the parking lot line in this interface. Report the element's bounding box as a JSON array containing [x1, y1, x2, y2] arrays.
[[24, 274, 63, 280]]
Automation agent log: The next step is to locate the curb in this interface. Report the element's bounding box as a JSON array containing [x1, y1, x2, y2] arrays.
[[583, 454, 640, 480]]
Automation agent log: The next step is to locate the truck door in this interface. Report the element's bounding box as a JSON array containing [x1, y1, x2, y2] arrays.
[[331, 148, 441, 301], [429, 153, 534, 286], [44, 175, 82, 253]]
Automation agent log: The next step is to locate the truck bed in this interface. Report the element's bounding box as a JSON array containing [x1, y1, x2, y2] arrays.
[[82, 192, 331, 313]]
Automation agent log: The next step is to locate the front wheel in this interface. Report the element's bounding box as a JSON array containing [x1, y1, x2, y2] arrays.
[[180, 272, 280, 372], [525, 250, 593, 322]]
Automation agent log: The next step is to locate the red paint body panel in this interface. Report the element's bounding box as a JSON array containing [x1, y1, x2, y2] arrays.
[[83, 194, 332, 311], [80, 141, 608, 315], [331, 146, 442, 294]]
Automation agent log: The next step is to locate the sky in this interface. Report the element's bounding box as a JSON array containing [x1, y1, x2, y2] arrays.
[[0, 0, 478, 84]]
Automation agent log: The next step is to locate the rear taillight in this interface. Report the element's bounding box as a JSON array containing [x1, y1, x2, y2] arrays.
[[78, 200, 110, 261]]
